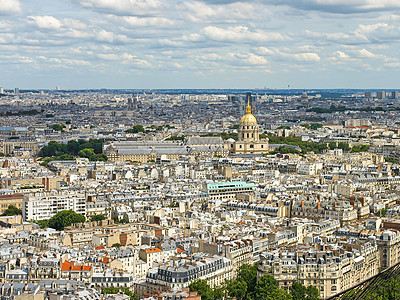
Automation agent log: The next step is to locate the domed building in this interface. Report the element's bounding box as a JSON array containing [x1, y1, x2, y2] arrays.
[[227, 95, 269, 154]]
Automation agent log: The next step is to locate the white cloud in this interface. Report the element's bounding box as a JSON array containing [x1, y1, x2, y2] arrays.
[[28, 16, 62, 30], [95, 29, 129, 43], [116, 16, 175, 27], [78, 0, 165, 16], [202, 26, 286, 42], [270, 0, 400, 14], [183, 1, 265, 23], [256, 47, 320, 62], [97, 53, 120, 60], [334, 50, 351, 60], [0, 0, 21, 15]]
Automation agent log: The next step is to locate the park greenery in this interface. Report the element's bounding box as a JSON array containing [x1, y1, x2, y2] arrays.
[[277, 125, 291, 130], [305, 104, 400, 114], [200, 132, 239, 140], [300, 123, 323, 130], [101, 287, 137, 300], [189, 264, 320, 300], [125, 124, 145, 134], [31, 210, 85, 230], [166, 135, 185, 141], [91, 214, 106, 222], [268, 135, 370, 155], [38, 139, 108, 166], [0, 109, 41, 116], [51, 124, 66, 132], [147, 124, 175, 132], [385, 157, 398, 164], [1, 205, 22, 216], [267, 135, 328, 154]]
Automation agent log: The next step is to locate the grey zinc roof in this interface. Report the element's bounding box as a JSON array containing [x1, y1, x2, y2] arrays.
[[186, 136, 224, 145]]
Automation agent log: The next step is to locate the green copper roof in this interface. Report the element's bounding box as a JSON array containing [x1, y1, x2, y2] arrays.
[[207, 181, 256, 190]]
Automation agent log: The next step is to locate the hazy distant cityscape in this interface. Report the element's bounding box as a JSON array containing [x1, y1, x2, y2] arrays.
[[4, 0, 400, 298], [1, 87, 400, 299]]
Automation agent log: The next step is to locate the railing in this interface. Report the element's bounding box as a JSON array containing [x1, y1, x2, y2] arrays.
[[327, 261, 400, 300]]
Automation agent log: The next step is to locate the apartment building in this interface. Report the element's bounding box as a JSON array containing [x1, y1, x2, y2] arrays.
[[22, 191, 86, 221], [257, 240, 379, 299], [205, 181, 256, 202], [145, 253, 232, 294]]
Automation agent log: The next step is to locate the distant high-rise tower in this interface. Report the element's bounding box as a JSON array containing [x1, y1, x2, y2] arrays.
[[0, 87, 3, 94], [377, 91, 386, 99], [365, 91, 372, 98], [245, 92, 257, 114], [14, 88, 19, 96], [390, 91, 398, 99], [127, 95, 138, 110], [228, 95, 245, 115]]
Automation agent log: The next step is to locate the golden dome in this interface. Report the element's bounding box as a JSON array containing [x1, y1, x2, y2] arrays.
[[240, 102, 257, 125]]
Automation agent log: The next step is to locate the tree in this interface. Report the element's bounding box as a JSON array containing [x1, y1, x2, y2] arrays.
[[48, 210, 85, 230], [255, 275, 279, 300], [52, 124, 65, 132], [310, 123, 323, 130], [337, 142, 351, 152], [271, 146, 301, 155], [266, 288, 292, 300], [213, 286, 224, 300], [227, 279, 247, 300], [290, 282, 320, 300], [290, 282, 306, 300], [226, 264, 257, 300], [67, 140, 80, 155], [237, 264, 257, 294], [189, 279, 214, 300], [125, 125, 145, 134], [78, 148, 96, 160], [91, 214, 106, 222], [351, 145, 370, 153], [328, 142, 337, 150], [306, 285, 320, 300], [112, 243, 121, 248], [1, 205, 22, 216]]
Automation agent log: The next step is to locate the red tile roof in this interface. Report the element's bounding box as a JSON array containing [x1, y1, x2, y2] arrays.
[[61, 261, 91, 272]]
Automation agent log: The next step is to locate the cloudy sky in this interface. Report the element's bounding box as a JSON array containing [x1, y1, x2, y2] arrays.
[[1, 0, 400, 89]]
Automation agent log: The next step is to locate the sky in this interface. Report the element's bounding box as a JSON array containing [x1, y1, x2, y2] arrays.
[[1, 0, 400, 89]]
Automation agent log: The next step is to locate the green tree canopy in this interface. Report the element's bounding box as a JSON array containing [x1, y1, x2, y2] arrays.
[[290, 282, 307, 300], [310, 123, 323, 130], [306, 285, 320, 300], [1, 205, 22, 216], [52, 124, 66, 132], [266, 288, 292, 300], [48, 210, 85, 231], [189, 279, 215, 300], [91, 214, 106, 222], [337, 142, 351, 152], [290, 282, 320, 300], [226, 264, 258, 300], [255, 275, 280, 300], [125, 125, 145, 134]]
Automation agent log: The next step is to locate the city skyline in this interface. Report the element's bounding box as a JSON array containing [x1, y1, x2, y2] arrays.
[[2, 0, 400, 89]]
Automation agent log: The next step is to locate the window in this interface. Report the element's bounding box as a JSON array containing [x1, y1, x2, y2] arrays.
[[250, 145, 254, 148]]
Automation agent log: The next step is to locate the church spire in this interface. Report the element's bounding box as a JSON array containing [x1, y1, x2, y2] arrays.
[[246, 95, 251, 114]]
